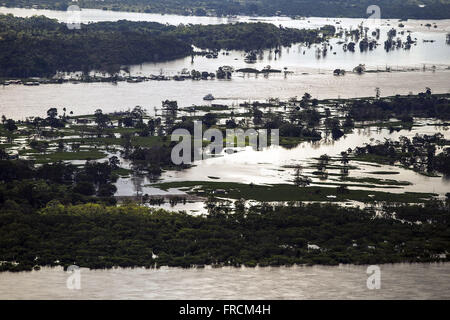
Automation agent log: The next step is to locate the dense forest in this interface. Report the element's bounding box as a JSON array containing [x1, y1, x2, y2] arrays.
[[0, 14, 331, 77], [347, 92, 450, 121], [0, 200, 449, 271], [2, 0, 450, 19]]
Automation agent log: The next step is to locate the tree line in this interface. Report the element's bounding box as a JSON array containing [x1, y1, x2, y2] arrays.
[[346, 91, 450, 121], [353, 133, 450, 176], [0, 199, 449, 271]]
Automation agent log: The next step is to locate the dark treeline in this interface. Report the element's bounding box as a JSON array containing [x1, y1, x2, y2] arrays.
[[353, 133, 450, 176], [174, 23, 333, 51], [347, 91, 450, 121], [3, 0, 450, 19], [0, 159, 120, 209], [0, 14, 331, 77], [0, 200, 449, 271]]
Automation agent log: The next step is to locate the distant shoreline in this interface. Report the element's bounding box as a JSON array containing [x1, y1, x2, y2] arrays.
[[2, 4, 450, 20]]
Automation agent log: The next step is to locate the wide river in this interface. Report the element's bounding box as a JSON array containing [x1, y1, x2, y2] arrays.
[[0, 263, 449, 299]]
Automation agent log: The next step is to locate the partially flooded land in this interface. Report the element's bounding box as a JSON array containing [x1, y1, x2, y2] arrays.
[[1, 9, 450, 119], [1, 92, 449, 273], [0, 5, 450, 300]]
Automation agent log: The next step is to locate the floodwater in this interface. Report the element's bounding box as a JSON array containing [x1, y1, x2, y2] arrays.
[[1, 70, 450, 120], [1, 7, 449, 199], [0, 8, 449, 120], [0, 263, 449, 299], [116, 123, 450, 199]]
